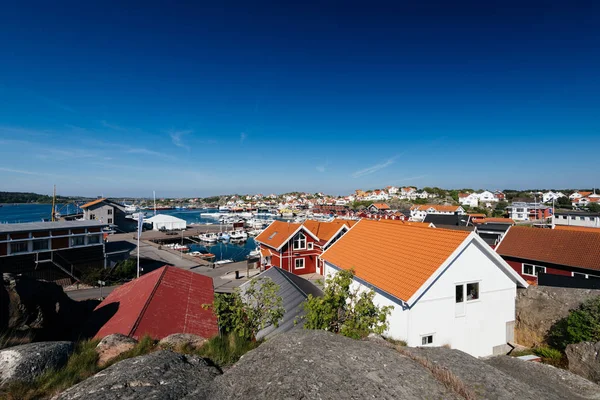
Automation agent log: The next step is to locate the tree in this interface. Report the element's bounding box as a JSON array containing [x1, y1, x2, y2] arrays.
[[301, 269, 392, 339], [208, 277, 284, 340], [556, 196, 571, 207], [549, 296, 600, 350], [588, 203, 600, 213]]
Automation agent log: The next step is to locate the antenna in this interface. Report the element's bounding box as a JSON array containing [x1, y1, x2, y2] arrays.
[[51, 185, 56, 222]]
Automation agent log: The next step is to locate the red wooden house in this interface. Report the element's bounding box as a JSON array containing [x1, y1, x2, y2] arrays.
[[496, 226, 600, 285], [255, 220, 356, 276]]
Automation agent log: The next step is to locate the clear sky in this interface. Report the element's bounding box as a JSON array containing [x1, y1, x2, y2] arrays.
[[1, 1, 599, 197]]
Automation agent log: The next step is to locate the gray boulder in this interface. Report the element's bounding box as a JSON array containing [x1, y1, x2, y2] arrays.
[[209, 330, 459, 399], [0, 341, 73, 385], [55, 350, 220, 400], [95, 333, 138, 367], [158, 333, 207, 350], [566, 341, 600, 384], [487, 355, 600, 399]]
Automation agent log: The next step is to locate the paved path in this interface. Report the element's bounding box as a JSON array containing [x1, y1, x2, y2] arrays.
[[66, 285, 118, 300]]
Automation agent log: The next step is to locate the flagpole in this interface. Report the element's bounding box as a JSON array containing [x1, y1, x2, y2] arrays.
[[137, 213, 143, 278]]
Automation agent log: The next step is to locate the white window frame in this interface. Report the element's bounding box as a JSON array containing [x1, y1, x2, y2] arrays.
[[293, 232, 306, 250], [455, 281, 480, 303], [522, 263, 546, 277], [572, 272, 600, 279], [307, 242, 314, 250], [294, 258, 305, 270], [421, 334, 434, 346]]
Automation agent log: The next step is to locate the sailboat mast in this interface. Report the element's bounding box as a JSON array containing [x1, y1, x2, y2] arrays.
[[153, 190, 156, 216], [51, 185, 56, 222]]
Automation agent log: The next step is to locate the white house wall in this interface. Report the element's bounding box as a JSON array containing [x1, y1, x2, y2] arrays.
[[323, 239, 517, 358]]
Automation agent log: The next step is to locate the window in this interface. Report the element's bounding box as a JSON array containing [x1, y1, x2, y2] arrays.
[[293, 232, 306, 250], [88, 235, 100, 244], [107, 209, 113, 215], [268, 231, 278, 240], [294, 258, 305, 270], [572, 272, 600, 280], [516, 208, 524, 212], [455, 284, 464, 303], [32, 239, 49, 251], [466, 282, 479, 301], [10, 242, 28, 254], [522, 264, 546, 277], [90, 214, 96, 220], [421, 335, 434, 346], [108, 218, 113, 224], [307, 242, 314, 250], [456, 282, 479, 303], [71, 236, 85, 247]]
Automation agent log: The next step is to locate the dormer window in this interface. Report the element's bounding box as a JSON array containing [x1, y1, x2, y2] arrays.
[[293, 232, 306, 250]]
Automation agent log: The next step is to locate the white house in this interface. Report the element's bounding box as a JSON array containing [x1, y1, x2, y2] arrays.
[[320, 219, 528, 358], [476, 191, 498, 203], [543, 191, 565, 203], [387, 186, 399, 195], [410, 205, 465, 221], [458, 193, 478, 207], [146, 214, 187, 231], [570, 191, 592, 200]]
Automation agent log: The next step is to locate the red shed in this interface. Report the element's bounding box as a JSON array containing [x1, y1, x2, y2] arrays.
[[91, 266, 218, 340]]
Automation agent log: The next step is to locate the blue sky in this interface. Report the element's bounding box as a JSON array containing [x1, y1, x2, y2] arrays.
[[1, 1, 599, 197]]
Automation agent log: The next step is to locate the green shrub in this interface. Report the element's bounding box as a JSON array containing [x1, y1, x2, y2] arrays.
[[301, 269, 392, 339], [533, 346, 562, 360], [197, 333, 260, 366], [548, 296, 600, 350]]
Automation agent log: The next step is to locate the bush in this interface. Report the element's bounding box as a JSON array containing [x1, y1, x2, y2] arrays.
[[533, 346, 562, 360], [301, 269, 392, 339], [548, 296, 600, 350], [197, 333, 261, 366], [207, 277, 284, 341]]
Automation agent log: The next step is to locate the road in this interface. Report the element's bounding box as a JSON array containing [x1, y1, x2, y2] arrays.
[[66, 285, 118, 300]]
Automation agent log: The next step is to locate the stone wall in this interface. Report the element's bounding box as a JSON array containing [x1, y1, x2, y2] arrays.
[[515, 286, 600, 347]]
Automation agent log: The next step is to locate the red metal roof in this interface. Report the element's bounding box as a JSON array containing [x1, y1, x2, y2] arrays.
[[92, 266, 218, 340]]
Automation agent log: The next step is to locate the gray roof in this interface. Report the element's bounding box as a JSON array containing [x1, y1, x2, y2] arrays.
[[0, 220, 109, 234], [240, 268, 323, 340]]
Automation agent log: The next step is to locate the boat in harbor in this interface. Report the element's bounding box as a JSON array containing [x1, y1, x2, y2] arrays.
[[218, 232, 231, 241], [229, 229, 248, 241], [247, 246, 260, 258], [214, 258, 234, 265], [199, 232, 219, 242]]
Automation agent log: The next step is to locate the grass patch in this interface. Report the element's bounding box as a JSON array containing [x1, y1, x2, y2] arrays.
[[533, 346, 568, 369], [1, 334, 260, 399], [509, 349, 534, 357], [0, 330, 34, 350], [384, 337, 407, 347], [196, 333, 261, 366]]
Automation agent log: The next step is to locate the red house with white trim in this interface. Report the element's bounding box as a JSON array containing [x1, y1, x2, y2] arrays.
[[255, 220, 356, 275]]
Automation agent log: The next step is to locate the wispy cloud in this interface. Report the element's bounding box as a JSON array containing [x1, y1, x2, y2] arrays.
[[352, 156, 399, 178], [0, 126, 53, 137], [169, 129, 192, 150], [315, 160, 330, 173], [100, 120, 128, 131], [0, 167, 59, 178], [392, 174, 429, 184], [126, 148, 166, 157], [240, 132, 247, 143]]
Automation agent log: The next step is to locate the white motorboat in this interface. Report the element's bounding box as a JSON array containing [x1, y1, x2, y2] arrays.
[[124, 204, 138, 214], [229, 229, 248, 241], [199, 232, 218, 243], [219, 232, 231, 241], [247, 247, 260, 258], [247, 229, 263, 236], [214, 259, 234, 265]]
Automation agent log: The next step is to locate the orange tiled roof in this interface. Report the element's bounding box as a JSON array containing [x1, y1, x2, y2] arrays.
[[79, 198, 107, 209], [371, 203, 390, 210], [377, 219, 432, 228], [496, 226, 600, 271], [579, 191, 593, 197], [302, 220, 356, 244], [255, 220, 303, 249], [458, 193, 470, 198], [321, 219, 470, 302], [468, 213, 487, 218], [554, 225, 600, 233]]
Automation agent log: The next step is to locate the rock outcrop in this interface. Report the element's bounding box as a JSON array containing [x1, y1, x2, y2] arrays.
[[566, 341, 600, 384], [46, 330, 600, 400], [56, 351, 220, 400], [0, 341, 74, 386], [2, 274, 99, 341], [516, 286, 600, 347], [95, 334, 138, 367], [159, 333, 207, 350]]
